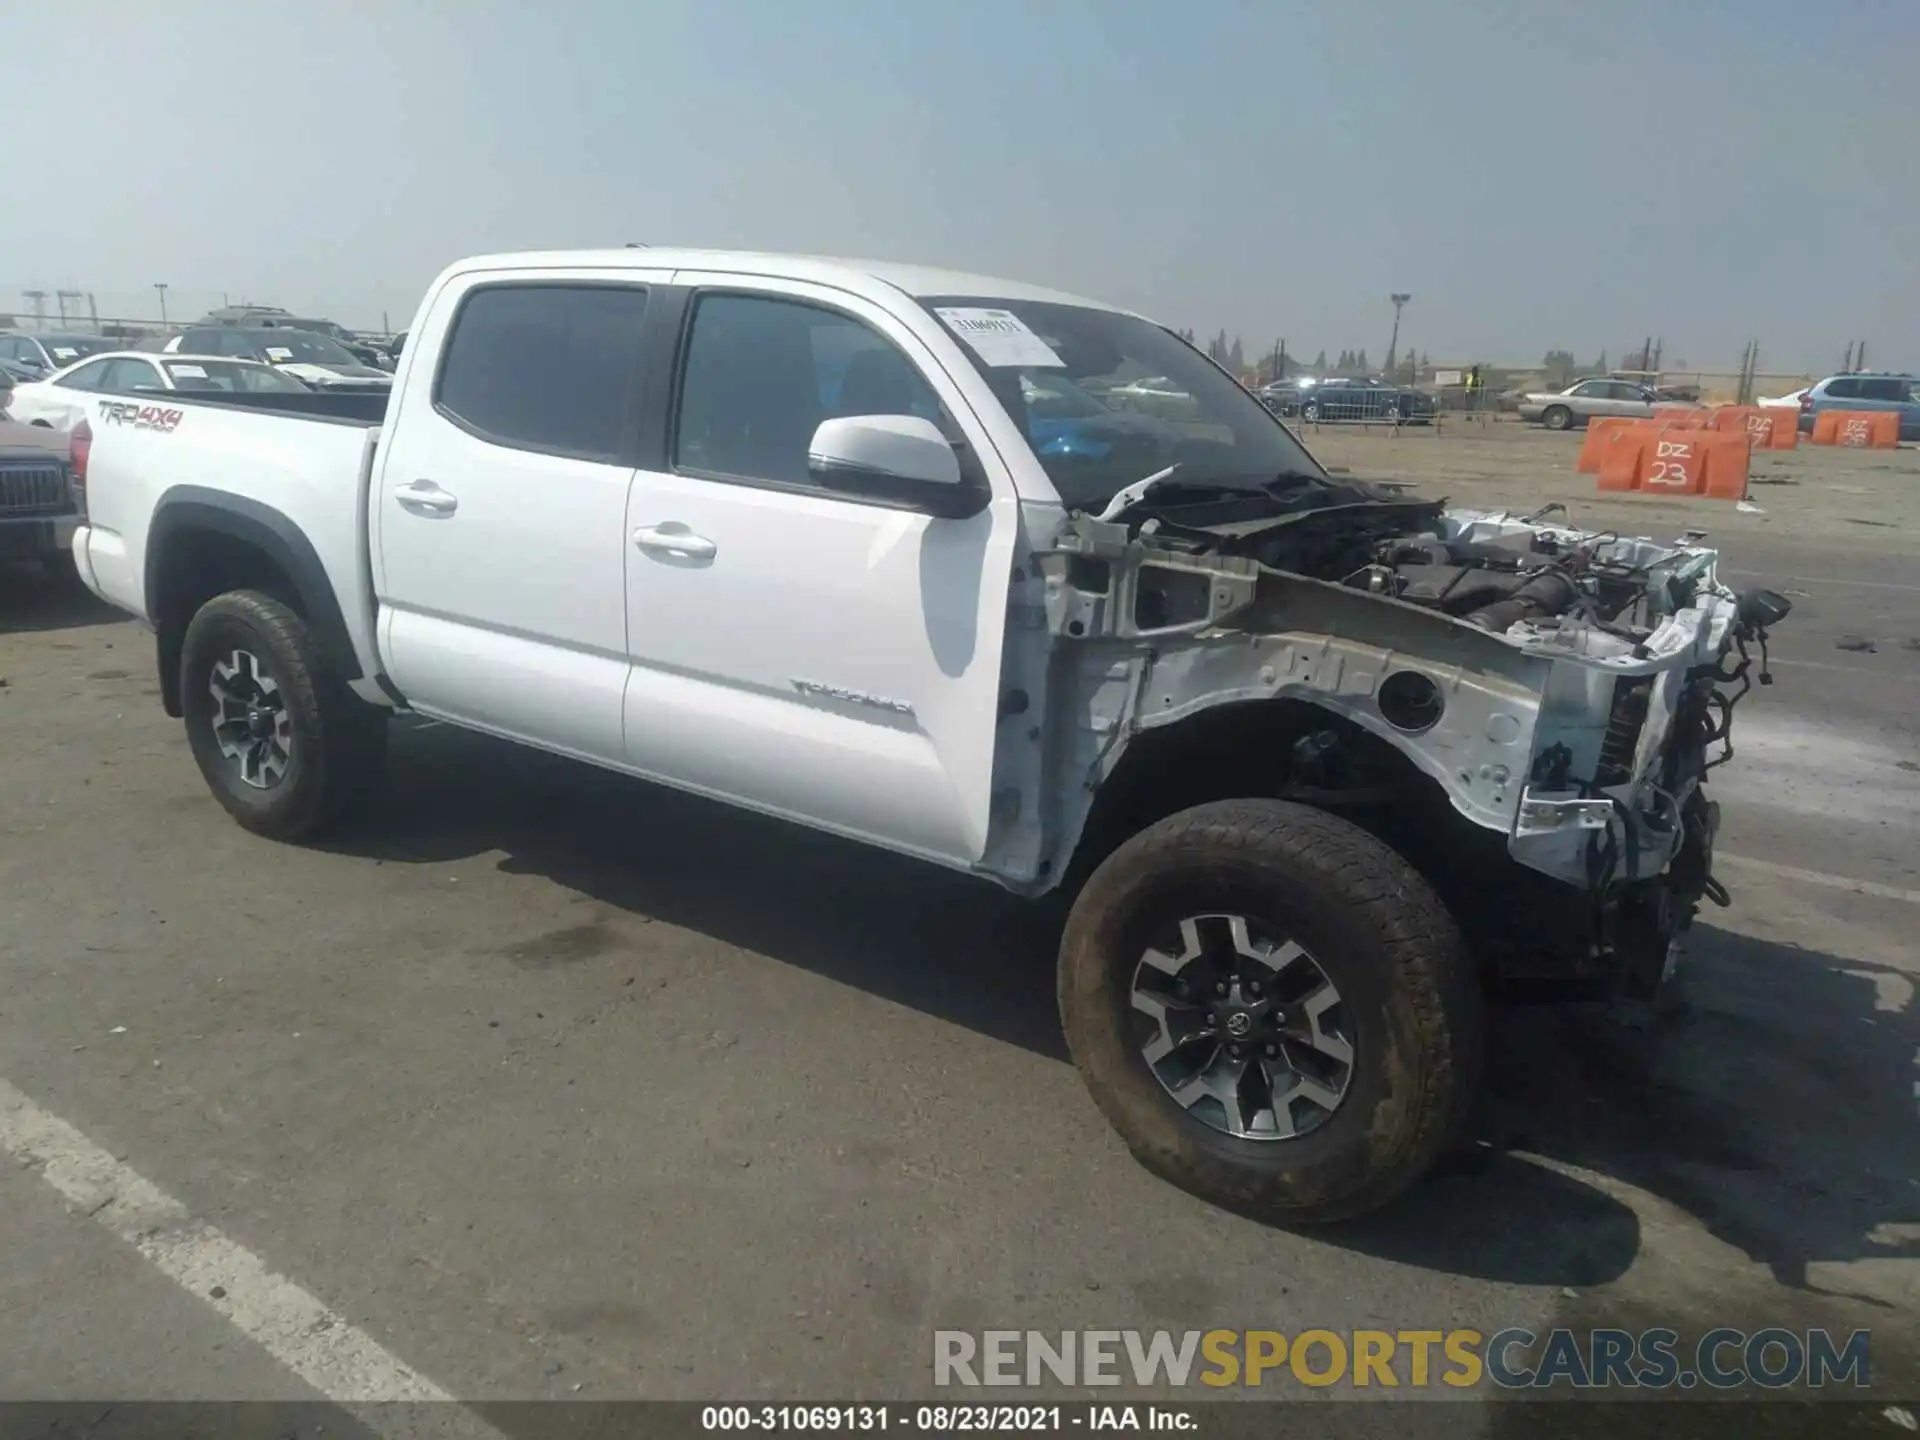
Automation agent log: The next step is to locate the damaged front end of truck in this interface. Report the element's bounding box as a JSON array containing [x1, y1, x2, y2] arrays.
[[1022, 479, 1790, 1018]]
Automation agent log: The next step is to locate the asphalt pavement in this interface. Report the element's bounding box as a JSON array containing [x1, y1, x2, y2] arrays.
[[1, 426, 1915, 1433]]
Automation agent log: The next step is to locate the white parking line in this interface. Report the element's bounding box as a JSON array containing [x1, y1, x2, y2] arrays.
[[0, 1077, 503, 1433], [1718, 853, 1920, 906]]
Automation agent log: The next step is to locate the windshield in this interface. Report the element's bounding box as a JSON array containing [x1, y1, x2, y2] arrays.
[[164, 359, 311, 394], [253, 330, 358, 365], [921, 296, 1326, 508], [43, 336, 116, 364]]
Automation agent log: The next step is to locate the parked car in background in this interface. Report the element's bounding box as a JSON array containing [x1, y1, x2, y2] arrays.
[[3, 352, 311, 431], [1253, 378, 1303, 415], [0, 422, 79, 573], [1796, 373, 1920, 440], [1104, 373, 1201, 420], [1758, 387, 1809, 409], [162, 328, 393, 391], [1, 358, 39, 416], [0, 332, 120, 379], [1518, 378, 1665, 430], [1297, 376, 1435, 424], [195, 307, 391, 369]]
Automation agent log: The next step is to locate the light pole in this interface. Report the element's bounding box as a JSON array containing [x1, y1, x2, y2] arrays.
[[1386, 293, 1411, 377], [154, 283, 169, 327]]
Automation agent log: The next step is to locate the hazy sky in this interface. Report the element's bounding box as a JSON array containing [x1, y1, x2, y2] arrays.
[[5, 0, 1915, 374]]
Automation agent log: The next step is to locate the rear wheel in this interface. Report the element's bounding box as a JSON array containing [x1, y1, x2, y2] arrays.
[[1058, 799, 1481, 1224], [180, 590, 386, 839], [1542, 405, 1574, 431]]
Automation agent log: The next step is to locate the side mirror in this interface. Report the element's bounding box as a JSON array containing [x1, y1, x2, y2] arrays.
[[808, 414, 982, 517]]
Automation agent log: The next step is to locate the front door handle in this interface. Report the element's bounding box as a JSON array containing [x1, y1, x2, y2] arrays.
[[632, 523, 717, 561], [394, 480, 458, 515]]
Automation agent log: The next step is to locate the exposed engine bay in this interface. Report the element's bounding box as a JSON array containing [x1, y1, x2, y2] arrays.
[[1014, 474, 1793, 1017]]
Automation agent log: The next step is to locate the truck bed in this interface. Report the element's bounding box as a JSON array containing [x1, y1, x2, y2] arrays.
[[72, 388, 388, 695]]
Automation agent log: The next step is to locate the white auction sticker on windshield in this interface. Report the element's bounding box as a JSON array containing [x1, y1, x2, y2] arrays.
[[52, 347, 78, 359], [265, 347, 293, 361], [168, 364, 208, 378], [934, 308, 1064, 368]]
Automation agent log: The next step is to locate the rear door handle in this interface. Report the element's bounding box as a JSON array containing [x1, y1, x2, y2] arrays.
[[633, 524, 716, 560], [394, 480, 457, 515]]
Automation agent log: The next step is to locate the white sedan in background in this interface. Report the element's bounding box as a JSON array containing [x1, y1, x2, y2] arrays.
[[3, 352, 311, 431], [1758, 387, 1809, 408]]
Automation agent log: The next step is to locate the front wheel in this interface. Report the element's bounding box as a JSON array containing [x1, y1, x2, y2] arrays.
[[1058, 799, 1481, 1225], [180, 590, 386, 840], [1542, 405, 1574, 431]]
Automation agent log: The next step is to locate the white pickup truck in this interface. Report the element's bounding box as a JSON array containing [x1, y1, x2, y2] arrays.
[[68, 248, 1789, 1223]]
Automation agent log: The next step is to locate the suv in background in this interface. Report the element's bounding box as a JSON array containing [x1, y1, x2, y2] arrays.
[[1798, 373, 1920, 440], [194, 308, 390, 369], [163, 327, 393, 391]]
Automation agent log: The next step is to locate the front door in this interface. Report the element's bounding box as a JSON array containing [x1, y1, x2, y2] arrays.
[[372, 273, 663, 764], [619, 279, 1020, 866]]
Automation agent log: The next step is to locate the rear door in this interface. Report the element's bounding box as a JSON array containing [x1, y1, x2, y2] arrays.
[[618, 277, 1020, 865], [372, 269, 667, 764]]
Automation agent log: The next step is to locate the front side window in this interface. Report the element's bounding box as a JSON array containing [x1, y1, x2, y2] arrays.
[[922, 296, 1325, 509], [673, 292, 944, 489], [435, 284, 648, 461]]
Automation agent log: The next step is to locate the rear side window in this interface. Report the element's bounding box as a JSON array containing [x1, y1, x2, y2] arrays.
[[1824, 378, 1861, 399], [53, 359, 113, 391], [99, 358, 161, 392], [435, 284, 648, 462], [1858, 378, 1906, 402]]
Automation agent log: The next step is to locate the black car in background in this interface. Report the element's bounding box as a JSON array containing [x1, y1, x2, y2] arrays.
[[1254, 376, 1436, 423], [1296, 376, 1436, 424]]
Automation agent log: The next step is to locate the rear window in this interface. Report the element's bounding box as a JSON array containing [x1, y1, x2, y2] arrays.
[[434, 284, 649, 462]]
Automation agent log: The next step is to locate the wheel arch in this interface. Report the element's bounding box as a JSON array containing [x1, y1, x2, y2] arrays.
[[1060, 697, 1447, 893], [147, 487, 360, 717]]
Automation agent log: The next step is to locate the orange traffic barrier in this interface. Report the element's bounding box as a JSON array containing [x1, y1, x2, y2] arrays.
[[1593, 422, 1656, 488], [1713, 404, 1796, 450], [1756, 407, 1799, 449], [1811, 409, 1901, 448], [1596, 424, 1748, 500], [1576, 415, 1643, 472]]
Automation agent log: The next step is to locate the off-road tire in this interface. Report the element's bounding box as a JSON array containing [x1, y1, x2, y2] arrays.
[[1058, 799, 1482, 1225], [1542, 404, 1574, 431], [180, 590, 386, 840]]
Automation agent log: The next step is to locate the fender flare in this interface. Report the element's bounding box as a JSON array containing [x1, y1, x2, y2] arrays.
[[147, 487, 362, 713]]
